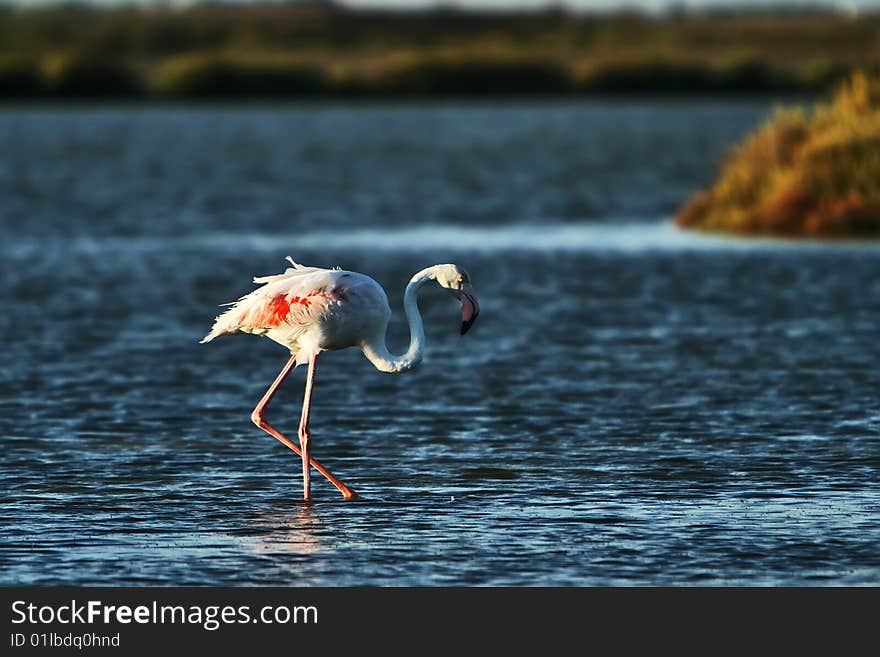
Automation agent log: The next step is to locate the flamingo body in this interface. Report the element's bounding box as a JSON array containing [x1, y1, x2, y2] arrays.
[[201, 260, 392, 366], [201, 258, 480, 501]]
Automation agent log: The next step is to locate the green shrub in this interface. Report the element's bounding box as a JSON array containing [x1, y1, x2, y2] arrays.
[[43, 54, 143, 98], [575, 56, 802, 94], [378, 56, 571, 96], [152, 54, 327, 98], [580, 60, 714, 93], [0, 57, 42, 98]]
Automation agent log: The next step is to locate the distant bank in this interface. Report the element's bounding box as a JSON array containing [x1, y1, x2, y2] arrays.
[[0, 6, 876, 99]]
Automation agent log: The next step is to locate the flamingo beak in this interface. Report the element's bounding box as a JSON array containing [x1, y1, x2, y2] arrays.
[[460, 283, 480, 335]]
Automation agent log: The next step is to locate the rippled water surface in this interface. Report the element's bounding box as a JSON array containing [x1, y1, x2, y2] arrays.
[[1, 103, 878, 585]]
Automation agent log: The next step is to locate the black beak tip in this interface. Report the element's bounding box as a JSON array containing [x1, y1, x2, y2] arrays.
[[460, 319, 476, 336]]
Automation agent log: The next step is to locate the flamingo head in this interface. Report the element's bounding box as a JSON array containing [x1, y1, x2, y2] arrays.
[[434, 264, 480, 335]]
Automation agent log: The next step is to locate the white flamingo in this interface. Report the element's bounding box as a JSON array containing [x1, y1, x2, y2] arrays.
[[201, 258, 480, 502]]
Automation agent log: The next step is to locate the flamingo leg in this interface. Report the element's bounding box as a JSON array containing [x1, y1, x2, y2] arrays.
[[251, 355, 357, 501], [298, 353, 318, 502]]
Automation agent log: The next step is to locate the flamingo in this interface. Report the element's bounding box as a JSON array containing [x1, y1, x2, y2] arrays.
[[200, 258, 480, 502]]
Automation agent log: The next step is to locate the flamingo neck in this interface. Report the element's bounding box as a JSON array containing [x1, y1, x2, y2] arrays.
[[362, 268, 434, 373]]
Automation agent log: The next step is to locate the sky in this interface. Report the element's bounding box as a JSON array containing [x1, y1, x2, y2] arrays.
[[337, 0, 879, 8], [6, 0, 880, 9], [341, 0, 879, 10]]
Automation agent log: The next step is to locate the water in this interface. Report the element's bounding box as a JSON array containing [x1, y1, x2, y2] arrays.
[[1, 102, 878, 586]]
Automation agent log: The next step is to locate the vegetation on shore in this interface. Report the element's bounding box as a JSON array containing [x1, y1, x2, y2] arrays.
[[0, 5, 877, 99], [676, 72, 880, 237]]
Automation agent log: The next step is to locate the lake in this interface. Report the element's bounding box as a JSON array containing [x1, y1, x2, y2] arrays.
[[1, 101, 878, 585]]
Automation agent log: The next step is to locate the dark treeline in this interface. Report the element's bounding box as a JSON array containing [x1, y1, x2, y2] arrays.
[[1, 4, 878, 99]]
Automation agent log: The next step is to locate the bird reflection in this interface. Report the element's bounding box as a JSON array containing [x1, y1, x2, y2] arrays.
[[235, 505, 325, 558]]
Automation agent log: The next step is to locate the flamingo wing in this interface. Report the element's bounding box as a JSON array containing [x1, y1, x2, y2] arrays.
[[200, 258, 348, 344]]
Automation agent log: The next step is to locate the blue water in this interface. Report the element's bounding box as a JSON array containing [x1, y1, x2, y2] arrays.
[[1, 102, 878, 585]]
